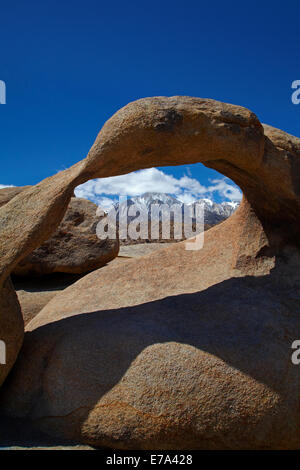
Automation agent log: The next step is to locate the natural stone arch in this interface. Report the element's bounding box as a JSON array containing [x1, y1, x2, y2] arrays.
[[0, 96, 299, 387]]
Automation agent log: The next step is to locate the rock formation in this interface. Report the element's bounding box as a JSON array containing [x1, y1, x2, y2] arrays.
[[0, 188, 119, 327], [13, 197, 119, 277], [15, 289, 60, 325], [0, 97, 299, 449], [0, 188, 119, 277], [0, 186, 31, 208]]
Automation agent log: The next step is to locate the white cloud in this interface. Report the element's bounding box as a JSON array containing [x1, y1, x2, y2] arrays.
[[176, 192, 199, 205], [93, 196, 119, 210], [0, 184, 15, 189], [76, 168, 208, 198], [75, 167, 242, 208], [207, 179, 242, 202], [0, 169, 242, 211]]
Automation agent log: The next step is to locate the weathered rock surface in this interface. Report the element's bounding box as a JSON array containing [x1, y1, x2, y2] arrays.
[[0, 278, 24, 389], [0, 186, 31, 208], [13, 197, 119, 277], [14, 274, 85, 325], [118, 243, 172, 258], [0, 97, 300, 448], [16, 290, 59, 325]]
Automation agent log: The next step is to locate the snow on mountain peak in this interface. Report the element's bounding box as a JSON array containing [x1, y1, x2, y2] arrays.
[[111, 192, 239, 225]]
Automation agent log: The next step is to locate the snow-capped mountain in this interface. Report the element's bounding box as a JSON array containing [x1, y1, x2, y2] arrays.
[[190, 198, 239, 224], [111, 192, 239, 225]]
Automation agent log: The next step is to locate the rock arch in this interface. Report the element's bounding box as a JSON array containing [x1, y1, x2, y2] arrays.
[[0, 96, 299, 388]]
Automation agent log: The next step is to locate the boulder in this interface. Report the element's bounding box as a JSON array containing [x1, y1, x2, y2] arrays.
[[13, 197, 119, 277], [0, 189, 119, 325], [0, 189, 119, 277], [0, 97, 300, 448]]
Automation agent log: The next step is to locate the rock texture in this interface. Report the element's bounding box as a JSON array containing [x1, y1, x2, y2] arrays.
[[16, 290, 59, 325], [0, 278, 24, 390], [118, 243, 170, 258], [14, 274, 85, 325], [0, 186, 31, 208], [13, 197, 119, 277], [0, 97, 300, 449], [0, 189, 119, 277]]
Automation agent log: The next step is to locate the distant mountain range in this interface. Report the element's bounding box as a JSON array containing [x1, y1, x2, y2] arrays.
[[112, 192, 239, 226]]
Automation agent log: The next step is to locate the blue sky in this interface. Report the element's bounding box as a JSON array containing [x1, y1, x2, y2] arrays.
[[0, 0, 299, 205]]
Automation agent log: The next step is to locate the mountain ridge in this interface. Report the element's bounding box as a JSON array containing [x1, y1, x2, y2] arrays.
[[111, 191, 239, 225]]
